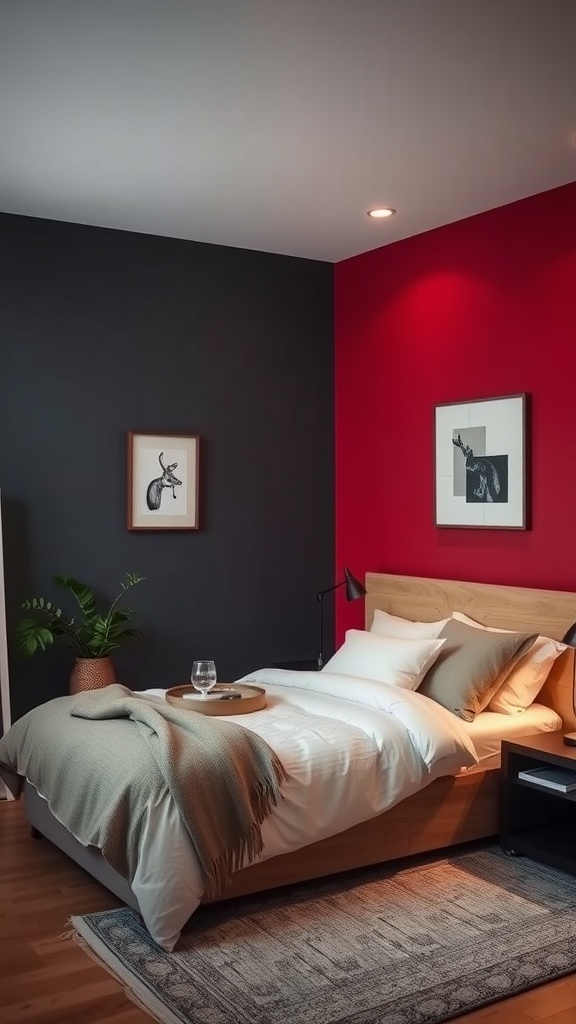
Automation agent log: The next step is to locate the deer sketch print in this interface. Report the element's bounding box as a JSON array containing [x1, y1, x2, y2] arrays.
[[146, 452, 182, 510], [452, 434, 501, 503]]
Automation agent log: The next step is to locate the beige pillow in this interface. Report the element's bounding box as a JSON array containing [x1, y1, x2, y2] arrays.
[[451, 611, 566, 714], [418, 617, 538, 721], [370, 608, 448, 640]]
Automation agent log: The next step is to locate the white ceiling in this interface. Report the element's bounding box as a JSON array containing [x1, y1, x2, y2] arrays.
[[1, 0, 575, 264]]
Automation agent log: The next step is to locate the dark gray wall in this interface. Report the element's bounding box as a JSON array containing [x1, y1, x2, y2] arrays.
[[0, 214, 334, 720]]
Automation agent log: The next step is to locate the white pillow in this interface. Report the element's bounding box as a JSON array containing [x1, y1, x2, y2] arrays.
[[370, 608, 448, 640], [451, 611, 566, 714], [321, 629, 445, 690]]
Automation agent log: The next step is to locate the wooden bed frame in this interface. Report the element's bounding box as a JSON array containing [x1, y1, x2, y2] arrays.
[[24, 573, 576, 909]]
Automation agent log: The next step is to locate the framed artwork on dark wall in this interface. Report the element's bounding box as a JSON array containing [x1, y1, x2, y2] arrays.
[[434, 394, 529, 529], [127, 432, 200, 531]]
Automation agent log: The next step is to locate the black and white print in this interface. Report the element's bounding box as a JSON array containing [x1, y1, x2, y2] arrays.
[[434, 395, 527, 529]]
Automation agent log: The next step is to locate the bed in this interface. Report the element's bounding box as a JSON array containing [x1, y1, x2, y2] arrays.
[[2, 572, 576, 950]]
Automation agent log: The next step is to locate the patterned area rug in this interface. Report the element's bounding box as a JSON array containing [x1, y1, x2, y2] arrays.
[[71, 846, 576, 1024]]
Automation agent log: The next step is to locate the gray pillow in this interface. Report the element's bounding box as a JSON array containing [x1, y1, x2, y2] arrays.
[[418, 618, 538, 722]]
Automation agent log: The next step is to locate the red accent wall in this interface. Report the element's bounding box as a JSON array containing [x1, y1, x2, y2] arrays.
[[334, 182, 576, 642]]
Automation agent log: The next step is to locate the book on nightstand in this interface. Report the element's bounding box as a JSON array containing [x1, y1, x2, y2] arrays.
[[518, 766, 576, 792]]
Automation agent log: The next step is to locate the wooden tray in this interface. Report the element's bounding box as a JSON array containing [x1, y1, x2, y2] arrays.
[[165, 683, 266, 716]]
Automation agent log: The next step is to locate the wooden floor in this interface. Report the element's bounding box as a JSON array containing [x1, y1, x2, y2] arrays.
[[2, 800, 576, 1024]]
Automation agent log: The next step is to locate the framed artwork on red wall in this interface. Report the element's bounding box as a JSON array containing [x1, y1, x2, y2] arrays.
[[127, 432, 200, 530], [434, 394, 529, 530]]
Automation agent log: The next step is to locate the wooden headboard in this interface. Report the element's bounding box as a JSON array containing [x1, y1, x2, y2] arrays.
[[365, 573, 576, 731]]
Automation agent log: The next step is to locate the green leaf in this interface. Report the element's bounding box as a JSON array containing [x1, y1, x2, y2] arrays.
[[54, 575, 99, 625], [15, 619, 55, 656], [15, 572, 145, 659], [107, 610, 131, 626]]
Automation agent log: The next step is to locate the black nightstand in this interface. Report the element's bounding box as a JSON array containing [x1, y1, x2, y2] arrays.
[[271, 659, 319, 671], [500, 732, 576, 875]]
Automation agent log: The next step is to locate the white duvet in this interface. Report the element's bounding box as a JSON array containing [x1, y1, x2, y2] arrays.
[[136, 669, 478, 949]]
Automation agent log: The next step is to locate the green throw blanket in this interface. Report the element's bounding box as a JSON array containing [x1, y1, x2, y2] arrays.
[[0, 684, 287, 895]]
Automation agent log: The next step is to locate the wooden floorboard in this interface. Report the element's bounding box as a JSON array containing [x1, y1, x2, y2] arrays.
[[1, 799, 576, 1023]]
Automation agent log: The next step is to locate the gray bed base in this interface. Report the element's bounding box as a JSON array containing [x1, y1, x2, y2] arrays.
[[24, 780, 140, 912]]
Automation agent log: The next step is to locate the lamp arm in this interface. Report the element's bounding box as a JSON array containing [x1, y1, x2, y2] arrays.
[[316, 580, 345, 601]]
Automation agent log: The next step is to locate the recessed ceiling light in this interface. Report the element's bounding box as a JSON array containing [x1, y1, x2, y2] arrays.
[[367, 208, 396, 219]]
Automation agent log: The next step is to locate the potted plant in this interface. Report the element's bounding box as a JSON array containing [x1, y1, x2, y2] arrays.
[[16, 571, 145, 693]]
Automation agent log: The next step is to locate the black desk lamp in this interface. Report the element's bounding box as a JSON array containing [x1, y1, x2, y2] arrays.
[[316, 567, 366, 669]]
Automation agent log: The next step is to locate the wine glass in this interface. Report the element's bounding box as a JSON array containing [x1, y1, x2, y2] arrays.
[[191, 659, 217, 698]]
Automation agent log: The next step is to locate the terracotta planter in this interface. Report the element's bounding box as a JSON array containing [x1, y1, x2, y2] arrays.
[[69, 656, 116, 694]]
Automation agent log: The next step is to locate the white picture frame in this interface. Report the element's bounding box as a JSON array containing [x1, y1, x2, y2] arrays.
[[434, 394, 528, 529]]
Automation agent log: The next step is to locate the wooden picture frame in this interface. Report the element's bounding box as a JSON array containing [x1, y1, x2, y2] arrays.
[[434, 394, 528, 529], [127, 432, 200, 531]]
